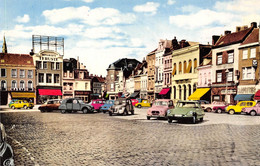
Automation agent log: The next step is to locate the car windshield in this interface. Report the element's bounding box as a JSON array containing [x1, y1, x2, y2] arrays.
[[177, 102, 199, 108], [154, 101, 168, 106], [78, 100, 84, 104], [106, 101, 113, 104], [114, 100, 126, 105]]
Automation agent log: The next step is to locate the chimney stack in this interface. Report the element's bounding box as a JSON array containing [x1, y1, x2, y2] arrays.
[[212, 35, 220, 45], [236, 26, 241, 32], [224, 30, 231, 35], [251, 22, 257, 28]]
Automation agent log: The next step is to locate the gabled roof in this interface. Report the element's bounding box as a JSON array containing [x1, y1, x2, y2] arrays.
[[241, 28, 259, 45], [0, 53, 34, 66], [214, 27, 253, 47]]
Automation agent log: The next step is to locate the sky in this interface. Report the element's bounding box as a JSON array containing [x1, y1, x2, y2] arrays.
[[1, 0, 260, 76]]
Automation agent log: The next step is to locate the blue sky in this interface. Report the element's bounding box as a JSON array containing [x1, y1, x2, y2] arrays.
[[1, 0, 260, 76]]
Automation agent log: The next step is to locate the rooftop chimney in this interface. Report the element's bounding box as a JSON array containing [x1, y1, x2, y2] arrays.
[[236, 26, 241, 32], [212, 35, 220, 45], [251, 22, 257, 28], [224, 30, 231, 35]]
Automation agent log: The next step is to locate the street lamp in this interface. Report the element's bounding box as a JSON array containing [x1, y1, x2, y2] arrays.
[[225, 69, 229, 103]]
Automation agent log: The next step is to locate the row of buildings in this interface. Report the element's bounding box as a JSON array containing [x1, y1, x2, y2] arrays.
[[106, 22, 260, 104], [0, 36, 105, 105]]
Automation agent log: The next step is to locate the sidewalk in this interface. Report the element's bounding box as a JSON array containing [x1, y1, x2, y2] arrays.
[[0, 105, 41, 111]]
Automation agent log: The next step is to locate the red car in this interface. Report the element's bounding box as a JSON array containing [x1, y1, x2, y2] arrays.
[[89, 99, 106, 112], [212, 104, 229, 113], [131, 99, 139, 106]]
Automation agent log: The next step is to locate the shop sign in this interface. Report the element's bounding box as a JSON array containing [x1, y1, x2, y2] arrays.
[[237, 87, 256, 94], [221, 89, 236, 94], [75, 91, 90, 95]]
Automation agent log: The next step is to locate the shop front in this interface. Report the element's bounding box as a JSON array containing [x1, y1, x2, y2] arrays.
[[37, 87, 62, 104], [188, 88, 210, 101], [74, 91, 90, 103], [9, 92, 36, 104], [159, 87, 171, 99]]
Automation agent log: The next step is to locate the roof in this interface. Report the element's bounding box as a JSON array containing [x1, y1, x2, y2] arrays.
[[241, 28, 259, 45], [214, 27, 253, 47], [0, 53, 34, 66]]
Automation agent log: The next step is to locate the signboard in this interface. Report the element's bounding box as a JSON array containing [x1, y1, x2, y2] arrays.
[[75, 91, 90, 95]]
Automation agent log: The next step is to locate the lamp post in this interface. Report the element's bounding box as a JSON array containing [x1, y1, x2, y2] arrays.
[[225, 69, 229, 103]]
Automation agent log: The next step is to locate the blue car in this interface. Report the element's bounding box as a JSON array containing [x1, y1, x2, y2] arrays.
[[100, 100, 114, 113]]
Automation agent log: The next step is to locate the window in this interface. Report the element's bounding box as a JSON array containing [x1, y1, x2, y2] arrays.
[[228, 52, 234, 63], [240, 102, 246, 106], [54, 74, 59, 83], [111, 75, 114, 80], [56, 63, 60, 70], [217, 72, 222, 82], [242, 67, 255, 80], [11, 69, 17, 77], [11, 80, 17, 89], [43, 62, 47, 69], [250, 48, 256, 58], [36, 61, 42, 69], [243, 49, 248, 59], [28, 81, 33, 91], [46, 74, 52, 83], [20, 69, 25, 78], [39, 73, 44, 83], [20, 80, 25, 89], [110, 83, 114, 91], [247, 102, 254, 107], [227, 71, 233, 82], [1, 69, 6, 77], [51, 62, 55, 70], [28, 70, 33, 78], [1, 80, 6, 90], [217, 54, 222, 65], [85, 83, 88, 90]]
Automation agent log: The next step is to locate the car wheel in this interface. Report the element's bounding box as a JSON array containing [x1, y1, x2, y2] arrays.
[[61, 110, 66, 114], [123, 110, 128, 116], [83, 108, 88, 114], [137, 105, 142, 108], [103, 110, 106, 113], [131, 110, 134, 115], [40, 109, 45, 113], [109, 112, 112, 116], [23, 105, 28, 109], [229, 109, 235, 115], [11, 106, 15, 110], [199, 117, 203, 122], [168, 118, 172, 123], [250, 110, 257, 116], [147, 116, 150, 120], [192, 116, 196, 124], [217, 109, 222, 114], [206, 108, 212, 112]]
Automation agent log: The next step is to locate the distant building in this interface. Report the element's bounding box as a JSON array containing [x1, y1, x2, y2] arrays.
[[63, 58, 78, 99], [90, 75, 105, 100], [146, 49, 156, 102]]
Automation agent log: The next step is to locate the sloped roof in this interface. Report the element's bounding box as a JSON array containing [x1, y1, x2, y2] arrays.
[[241, 28, 259, 45], [214, 27, 253, 47], [0, 53, 34, 66]]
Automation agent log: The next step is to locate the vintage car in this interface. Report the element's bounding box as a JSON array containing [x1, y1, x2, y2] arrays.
[[9, 100, 34, 109], [135, 99, 151, 108], [89, 99, 106, 112], [167, 100, 205, 124], [59, 98, 94, 114], [100, 100, 114, 113], [131, 99, 140, 106], [200, 101, 227, 112], [212, 104, 230, 113], [38, 99, 62, 112], [108, 98, 134, 116], [0, 123, 15, 166], [146, 99, 174, 120], [226, 101, 256, 114], [241, 102, 260, 116]]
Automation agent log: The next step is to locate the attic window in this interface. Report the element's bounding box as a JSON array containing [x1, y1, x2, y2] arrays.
[[27, 61, 31, 64], [1, 60, 4, 63]]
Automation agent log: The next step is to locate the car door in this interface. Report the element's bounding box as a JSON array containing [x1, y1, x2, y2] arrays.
[[238, 102, 247, 112], [73, 99, 81, 110], [66, 99, 73, 110]]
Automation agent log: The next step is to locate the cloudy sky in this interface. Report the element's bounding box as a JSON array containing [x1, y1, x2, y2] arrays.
[[1, 0, 260, 76]]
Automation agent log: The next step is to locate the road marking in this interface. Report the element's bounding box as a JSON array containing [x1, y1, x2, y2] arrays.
[[7, 135, 40, 166]]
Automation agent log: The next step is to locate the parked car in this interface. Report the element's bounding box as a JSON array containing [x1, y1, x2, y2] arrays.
[[146, 99, 174, 120], [131, 99, 139, 106], [9, 100, 34, 109], [59, 98, 94, 114], [167, 100, 205, 124], [226, 101, 256, 114], [241, 102, 260, 116], [38, 99, 62, 112], [108, 98, 134, 116], [100, 100, 114, 113], [89, 99, 106, 112], [135, 99, 151, 108], [0, 123, 15, 166], [200, 101, 227, 112], [212, 104, 230, 113]]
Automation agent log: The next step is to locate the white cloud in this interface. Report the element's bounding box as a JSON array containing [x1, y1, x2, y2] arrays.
[[82, 0, 94, 3], [83, 27, 125, 39], [167, 0, 176, 5], [43, 6, 136, 26], [181, 5, 202, 13], [133, 2, 160, 15], [169, 9, 236, 29], [15, 14, 30, 23]]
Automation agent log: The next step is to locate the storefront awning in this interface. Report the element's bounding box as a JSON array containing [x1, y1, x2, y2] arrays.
[[11, 92, 36, 98], [159, 88, 170, 95], [129, 91, 139, 98], [254, 90, 260, 100], [188, 88, 210, 100], [234, 94, 254, 101], [38, 89, 62, 96]]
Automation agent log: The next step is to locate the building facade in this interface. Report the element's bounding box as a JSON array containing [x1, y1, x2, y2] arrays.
[[146, 50, 156, 102]]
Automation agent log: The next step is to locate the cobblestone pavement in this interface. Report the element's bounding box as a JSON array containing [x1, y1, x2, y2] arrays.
[[0, 108, 260, 166]]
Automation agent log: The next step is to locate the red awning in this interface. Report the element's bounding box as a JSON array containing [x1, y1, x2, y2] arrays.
[[38, 89, 62, 96], [159, 88, 170, 95], [254, 90, 260, 100]]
